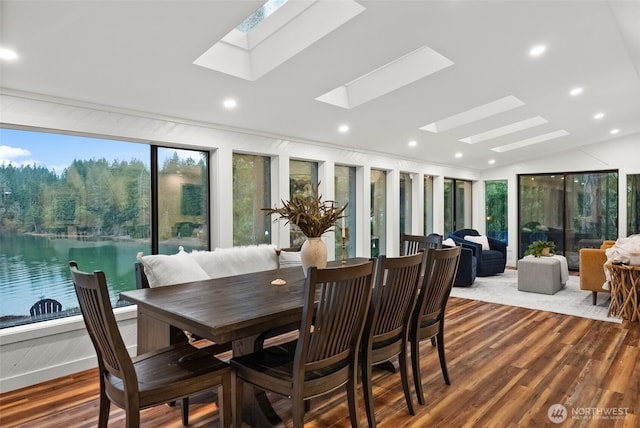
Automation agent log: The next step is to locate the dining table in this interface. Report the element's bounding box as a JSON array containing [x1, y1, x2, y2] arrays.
[[120, 258, 369, 427]]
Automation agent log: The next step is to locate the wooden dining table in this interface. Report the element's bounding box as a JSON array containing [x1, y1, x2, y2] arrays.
[[120, 258, 368, 427]]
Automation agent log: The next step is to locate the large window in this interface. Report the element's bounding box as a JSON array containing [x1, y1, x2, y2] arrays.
[[485, 180, 508, 242], [371, 169, 386, 257], [400, 172, 412, 234], [444, 178, 472, 235], [335, 165, 356, 259], [289, 160, 318, 247], [0, 128, 210, 328], [424, 175, 434, 235], [157, 148, 209, 253], [628, 174, 640, 235], [232, 153, 271, 246], [518, 170, 618, 269]]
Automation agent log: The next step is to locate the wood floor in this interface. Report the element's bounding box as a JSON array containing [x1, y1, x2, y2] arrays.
[[1, 296, 639, 428]]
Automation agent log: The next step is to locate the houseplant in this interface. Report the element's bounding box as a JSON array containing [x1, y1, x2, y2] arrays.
[[263, 183, 346, 274], [525, 240, 556, 257]]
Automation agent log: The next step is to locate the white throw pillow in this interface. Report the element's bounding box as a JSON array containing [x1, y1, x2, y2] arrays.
[[442, 238, 457, 247], [141, 249, 209, 287], [279, 250, 302, 267], [194, 245, 278, 279], [464, 235, 490, 251]]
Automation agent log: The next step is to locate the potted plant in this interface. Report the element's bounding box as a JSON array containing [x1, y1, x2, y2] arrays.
[[525, 240, 556, 257], [263, 183, 346, 274]]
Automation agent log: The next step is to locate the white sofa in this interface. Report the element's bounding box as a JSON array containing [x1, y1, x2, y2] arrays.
[[137, 245, 301, 288]]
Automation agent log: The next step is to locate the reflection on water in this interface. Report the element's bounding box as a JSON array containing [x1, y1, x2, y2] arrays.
[[0, 234, 151, 319]]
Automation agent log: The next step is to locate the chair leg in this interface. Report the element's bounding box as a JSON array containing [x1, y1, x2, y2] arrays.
[[292, 395, 305, 428], [411, 337, 425, 405], [219, 375, 231, 428], [232, 372, 243, 428], [181, 397, 189, 426], [362, 353, 377, 428], [436, 329, 450, 385], [346, 374, 360, 428], [592, 291, 598, 305], [399, 345, 415, 416], [97, 389, 110, 428], [430, 337, 436, 347], [125, 407, 141, 428]]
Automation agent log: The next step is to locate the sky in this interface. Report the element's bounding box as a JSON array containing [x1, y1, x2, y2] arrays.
[[0, 128, 204, 175]]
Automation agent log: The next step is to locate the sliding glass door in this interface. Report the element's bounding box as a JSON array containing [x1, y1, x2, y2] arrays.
[[518, 170, 618, 269]]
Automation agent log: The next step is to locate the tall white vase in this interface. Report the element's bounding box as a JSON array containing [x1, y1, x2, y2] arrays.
[[300, 237, 327, 276]]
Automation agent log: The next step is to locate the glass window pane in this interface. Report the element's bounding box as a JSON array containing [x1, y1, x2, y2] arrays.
[[485, 180, 508, 242], [335, 165, 356, 258], [233, 153, 271, 246], [627, 174, 640, 235], [0, 128, 150, 328], [518, 171, 618, 269], [444, 178, 472, 234], [424, 175, 433, 235], [289, 160, 318, 247], [400, 172, 412, 234], [157, 148, 209, 253], [370, 169, 386, 257]]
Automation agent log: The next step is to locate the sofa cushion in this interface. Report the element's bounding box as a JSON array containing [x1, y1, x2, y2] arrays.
[[141, 248, 209, 288], [192, 245, 278, 279], [464, 235, 490, 251]]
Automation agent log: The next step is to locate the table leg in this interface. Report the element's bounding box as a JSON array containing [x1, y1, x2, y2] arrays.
[[233, 335, 284, 428]]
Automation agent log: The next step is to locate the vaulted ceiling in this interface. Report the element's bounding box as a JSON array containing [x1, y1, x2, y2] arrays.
[[1, 0, 639, 171]]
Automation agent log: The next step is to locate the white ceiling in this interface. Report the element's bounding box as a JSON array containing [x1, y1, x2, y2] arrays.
[[1, 0, 639, 171]]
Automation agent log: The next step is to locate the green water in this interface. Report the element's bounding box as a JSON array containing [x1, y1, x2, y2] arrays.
[[0, 234, 150, 320]]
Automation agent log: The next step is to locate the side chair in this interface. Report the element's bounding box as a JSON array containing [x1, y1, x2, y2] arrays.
[[69, 261, 231, 428], [410, 245, 461, 405], [400, 233, 442, 256], [361, 251, 425, 428], [230, 260, 376, 428]]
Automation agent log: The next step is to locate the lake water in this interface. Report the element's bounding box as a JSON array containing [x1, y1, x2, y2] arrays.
[[0, 234, 150, 319]]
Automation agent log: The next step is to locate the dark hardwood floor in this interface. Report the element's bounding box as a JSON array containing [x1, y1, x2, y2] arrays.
[[1, 297, 638, 428]]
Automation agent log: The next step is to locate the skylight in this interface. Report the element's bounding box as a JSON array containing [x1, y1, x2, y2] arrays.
[[194, 0, 365, 81], [236, 0, 288, 33], [420, 96, 525, 133], [491, 130, 569, 152]]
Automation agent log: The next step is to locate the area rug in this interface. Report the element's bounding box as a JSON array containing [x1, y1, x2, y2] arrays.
[[449, 269, 620, 323]]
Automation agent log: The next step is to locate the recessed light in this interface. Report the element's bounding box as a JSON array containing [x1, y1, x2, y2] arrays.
[[488, 159, 496, 165], [223, 98, 237, 109], [529, 45, 546, 57], [570, 87, 583, 96], [408, 140, 417, 147], [0, 47, 18, 60], [338, 124, 350, 133], [455, 152, 463, 158], [593, 112, 605, 120], [610, 128, 619, 135]]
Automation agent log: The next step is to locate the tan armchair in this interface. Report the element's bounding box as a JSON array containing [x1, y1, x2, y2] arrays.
[[579, 240, 615, 305]]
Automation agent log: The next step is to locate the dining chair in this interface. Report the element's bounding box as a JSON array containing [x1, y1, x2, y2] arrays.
[[409, 245, 460, 405], [361, 251, 425, 428], [69, 261, 231, 428], [230, 260, 376, 428], [400, 233, 442, 256]]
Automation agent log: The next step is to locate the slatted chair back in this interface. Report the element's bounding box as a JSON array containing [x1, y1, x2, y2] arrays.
[[30, 298, 62, 316], [296, 261, 376, 389], [69, 261, 137, 388], [361, 251, 425, 427], [400, 233, 442, 256], [410, 245, 461, 404]]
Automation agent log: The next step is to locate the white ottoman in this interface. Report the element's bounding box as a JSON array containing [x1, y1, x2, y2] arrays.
[[517, 255, 568, 295]]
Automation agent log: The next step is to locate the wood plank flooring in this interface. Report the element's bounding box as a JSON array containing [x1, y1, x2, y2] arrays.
[[1, 296, 639, 428]]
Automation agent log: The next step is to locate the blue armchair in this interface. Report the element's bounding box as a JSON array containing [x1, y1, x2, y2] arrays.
[[448, 229, 507, 277]]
